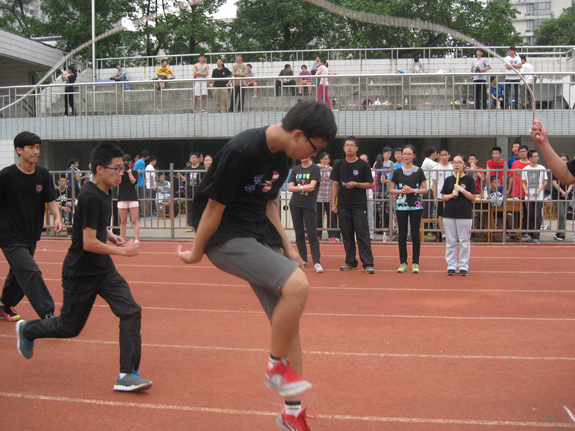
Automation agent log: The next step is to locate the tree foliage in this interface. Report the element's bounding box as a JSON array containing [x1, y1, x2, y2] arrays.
[[122, 0, 227, 61], [228, 0, 523, 57], [535, 5, 575, 45]]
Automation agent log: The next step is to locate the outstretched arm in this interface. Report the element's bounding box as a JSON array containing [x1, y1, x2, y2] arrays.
[[531, 119, 575, 185]]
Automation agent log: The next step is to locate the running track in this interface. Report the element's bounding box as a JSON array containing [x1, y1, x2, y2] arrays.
[[2, 239, 575, 430]]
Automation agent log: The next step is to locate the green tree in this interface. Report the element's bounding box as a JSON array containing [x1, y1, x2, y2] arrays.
[[329, 0, 523, 57], [29, 0, 133, 60], [228, 0, 523, 57], [535, 5, 575, 45], [122, 0, 227, 63], [0, 0, 37, 34], [228, 0, 341, 55]]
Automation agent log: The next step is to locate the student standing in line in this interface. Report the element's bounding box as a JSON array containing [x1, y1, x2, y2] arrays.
[[0, 132, 62, 322], [330, 137, 375, 274], [390, 145, 428, 274], [118, 154, 140, 243], [441, 155, 477, 276], [16, 143, 152, 393], [288, 156, 323, 273]]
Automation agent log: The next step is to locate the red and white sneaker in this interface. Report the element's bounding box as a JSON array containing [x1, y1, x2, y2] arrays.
[[276, 406, 315, 431], [265, 358, 312, 397], [0, 305, 21, 322]]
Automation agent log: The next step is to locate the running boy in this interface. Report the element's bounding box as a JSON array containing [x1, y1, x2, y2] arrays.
[[0, 132, 62, 322], [177, 100, 337, 431], [16, 143, 152, 392]]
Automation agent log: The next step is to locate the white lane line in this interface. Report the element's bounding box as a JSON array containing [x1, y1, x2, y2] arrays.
[[11, 301, 575, 322], [564, 406, 575, 423], [1, 335, 573, 361], [0, 391, 572, 427], [33, 278, 575, 293]]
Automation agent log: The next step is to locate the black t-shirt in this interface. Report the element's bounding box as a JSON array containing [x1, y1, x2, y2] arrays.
[[118, 170, 139, 201], [65, 73, 76, 92], [330, 158, 372, 210], [212, 67, 232, 88], [289, 163, 321, 210], [390, 166, 427, 211], [0, 164, 57, 248], [183, 165, 205, 200], [62, 181, 115, 278], [192, 126, 290, 248], [441, 174, 477, 219], [551, 173, 573, 200]]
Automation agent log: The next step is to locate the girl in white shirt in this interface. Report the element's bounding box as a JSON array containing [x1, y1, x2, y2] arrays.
[[316, 58, 331, 108]]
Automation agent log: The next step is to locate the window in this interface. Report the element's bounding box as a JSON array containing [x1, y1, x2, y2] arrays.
[[533, 2, 550, 15], [526, 20, 533, 28]]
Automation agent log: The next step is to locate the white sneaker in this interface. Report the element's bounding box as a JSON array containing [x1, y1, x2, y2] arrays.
[[314, 263, 324, 273], [253, 94, 258, 98]]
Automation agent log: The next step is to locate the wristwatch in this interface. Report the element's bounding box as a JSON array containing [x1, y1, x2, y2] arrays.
[[300, 186, 304, 192], [355, 183, 360, 188]]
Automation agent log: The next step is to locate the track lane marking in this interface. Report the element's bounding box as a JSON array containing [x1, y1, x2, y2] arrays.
[[1, 335, 573, 361], [0, 392, 573, 427]]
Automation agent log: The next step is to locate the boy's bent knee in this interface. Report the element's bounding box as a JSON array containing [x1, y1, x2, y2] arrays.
[[281, 269, 310, 300]]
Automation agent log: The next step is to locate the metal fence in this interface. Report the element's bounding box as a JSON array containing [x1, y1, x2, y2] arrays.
[[45, 166, 575, 243], [2, 72, 574, 120]]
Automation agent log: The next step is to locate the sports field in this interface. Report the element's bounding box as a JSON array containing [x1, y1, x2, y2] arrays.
[[2, 239, 575, 430]]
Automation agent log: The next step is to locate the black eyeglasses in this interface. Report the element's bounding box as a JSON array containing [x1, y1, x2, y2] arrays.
[[104, 165, 125, 175], [303, 133, 320, 153]]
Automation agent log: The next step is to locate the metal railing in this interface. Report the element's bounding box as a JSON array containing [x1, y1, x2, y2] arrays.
[[94, 45, 575, 71], [44, 166, 575, 243], [2, 72, 573, 119]]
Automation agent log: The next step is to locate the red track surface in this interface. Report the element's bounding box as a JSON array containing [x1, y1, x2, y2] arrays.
[[2, 239, 575, 430]]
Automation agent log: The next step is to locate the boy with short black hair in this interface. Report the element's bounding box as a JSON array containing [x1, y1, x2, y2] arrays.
[[486, 146, 506, 185], [16, 143, 152, 392], [177, 100, 336, 431], [522, 149, 548, 243], [0, 132, 62, 322]]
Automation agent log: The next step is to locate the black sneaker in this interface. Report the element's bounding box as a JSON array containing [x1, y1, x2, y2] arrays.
[[553, 234, 565, 241], [340, 264, 358, 271], [447, 269, 456, 276], [460, 270, 468, 276]]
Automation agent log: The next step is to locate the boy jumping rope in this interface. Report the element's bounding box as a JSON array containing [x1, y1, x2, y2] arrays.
[[177, 100, 337, 430], [16, 143, 152, 392], [0, 132, 62, 322]]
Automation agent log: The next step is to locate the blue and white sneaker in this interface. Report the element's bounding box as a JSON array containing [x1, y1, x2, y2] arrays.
[[16, 320, 33, 359], [113, 371, 152, 392]]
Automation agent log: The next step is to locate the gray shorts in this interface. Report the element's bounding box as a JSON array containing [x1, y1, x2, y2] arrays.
[[206, 237, 299, 321]]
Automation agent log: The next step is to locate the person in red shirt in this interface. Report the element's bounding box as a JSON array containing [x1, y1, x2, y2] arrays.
[[466, 154, 484, 194], [508, 145, 530, 198], [485, 146, 506, 185]]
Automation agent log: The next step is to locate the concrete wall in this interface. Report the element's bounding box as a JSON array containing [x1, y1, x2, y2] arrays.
[[0, 29, 66, 87]]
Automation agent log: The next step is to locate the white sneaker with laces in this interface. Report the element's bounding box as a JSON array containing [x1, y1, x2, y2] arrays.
[[314, 263, 323, 273]]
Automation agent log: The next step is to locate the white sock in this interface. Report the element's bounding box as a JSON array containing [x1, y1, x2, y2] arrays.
[[118, 373, 127, 379], [284, 404, 302, 416]]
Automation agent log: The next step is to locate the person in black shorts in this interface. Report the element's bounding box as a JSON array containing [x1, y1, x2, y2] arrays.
[[16, 143, 152, 393], [0, 132, 62, 322], [177, 100, 336, 431]]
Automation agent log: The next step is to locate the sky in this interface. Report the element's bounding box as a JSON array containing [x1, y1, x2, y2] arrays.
[[212, 0, 238, 19]]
